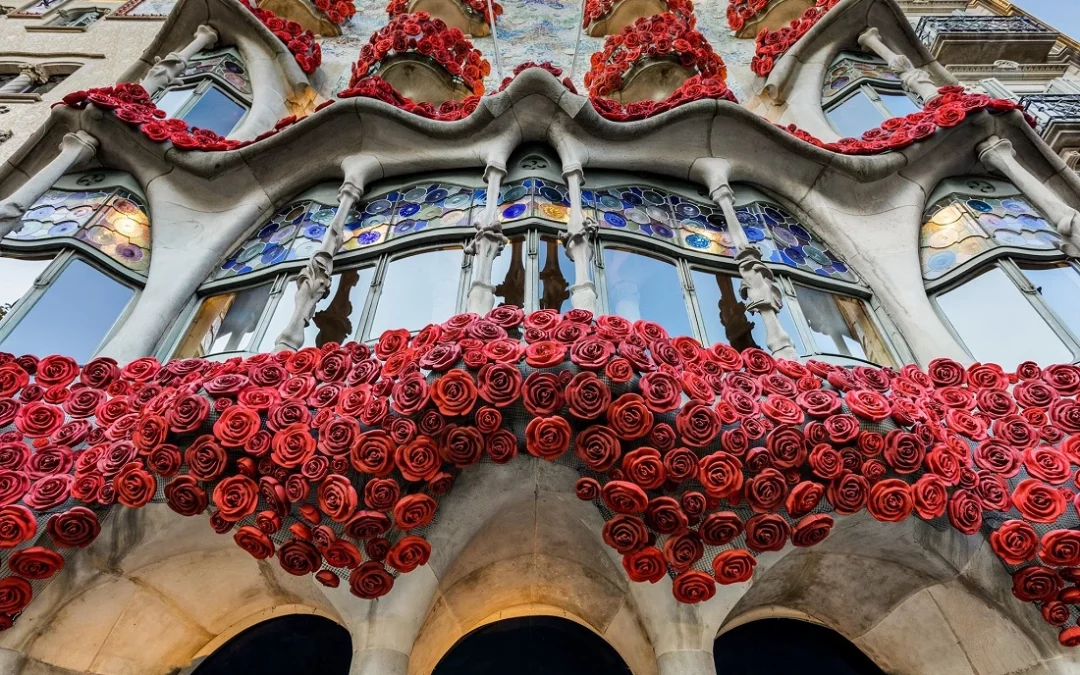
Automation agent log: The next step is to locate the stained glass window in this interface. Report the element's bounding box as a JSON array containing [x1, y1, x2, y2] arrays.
[[920, 192, 1061, 280], [5, 184, 151, 274], [822, 53, 902, 105], [153, 48, 251, 138], [216, 200, 345, 279], [822, 52, 921, 138], [183, 50, 252, 96]]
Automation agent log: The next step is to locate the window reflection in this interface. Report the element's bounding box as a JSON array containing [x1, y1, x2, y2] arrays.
[[691, 269, 803, 353], [1020, 263, 1080, 341], [795, 285, 894, 366], [491, 237, 526, 308], [538, 236, 574, 313], [937, 266, 1073, 368], [368, 248, 462, 336], [0, 259, 133, 362], [176, 283, 272, 358], [0, 257, 49, 311], [182, 85, 246, 137], [154, 87, 193, 119], [879, 91, 920, 117], [826, 91, 884, 138], [603, 247, 693, 338], [259, 267, 375, 352]]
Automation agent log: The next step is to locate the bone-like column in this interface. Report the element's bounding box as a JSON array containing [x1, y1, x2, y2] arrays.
[[140, 24, 218, 97], [0, 131, 98, 239], [561, 168, 599, 313], [465, 166, 508, 314], [0, 64, 48, 95], [858, 26, 942, 102], [978, 135, 1080, 257]]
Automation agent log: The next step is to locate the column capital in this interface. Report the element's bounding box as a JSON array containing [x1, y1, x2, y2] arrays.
[[59, 130, 99, 159], [17, 63, 48, 85], [857, 26, 882, 48], [976, 135, 1013, 168], [193, 23, 219, 46]]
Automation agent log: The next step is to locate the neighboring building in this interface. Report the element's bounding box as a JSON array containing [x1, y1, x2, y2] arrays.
[[0, 0, 1078, 674]]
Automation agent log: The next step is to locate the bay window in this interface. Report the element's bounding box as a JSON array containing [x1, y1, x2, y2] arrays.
[[153, 48, 251, 138], [823, 52, 920, 139]]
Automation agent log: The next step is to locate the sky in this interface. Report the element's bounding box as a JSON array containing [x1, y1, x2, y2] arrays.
[[1012, 0, 1080, 39]]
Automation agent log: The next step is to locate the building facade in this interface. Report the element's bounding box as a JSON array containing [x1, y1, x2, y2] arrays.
[[0, 0, 1078, 673]]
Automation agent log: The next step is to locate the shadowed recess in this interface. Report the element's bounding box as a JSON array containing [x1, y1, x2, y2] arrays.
[[714, 619, 887, 675], [192, 615, 351, 675]]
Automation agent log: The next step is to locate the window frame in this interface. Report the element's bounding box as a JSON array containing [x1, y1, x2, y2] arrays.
[[825, 83, 922, 137], [151, 48, 252, 138]]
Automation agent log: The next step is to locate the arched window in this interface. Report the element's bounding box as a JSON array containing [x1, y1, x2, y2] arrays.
[[0, 170, 150, 361], [192, 614, 350, 675], [921, 176, 1079, 368], [153, 47, 251, 138], [823, 52, 920, 138], [714, 619, 886, 674]]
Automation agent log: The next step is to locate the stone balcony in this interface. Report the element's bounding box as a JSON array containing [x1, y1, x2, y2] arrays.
[[1020, 93, 1080, 157], [915, 15, 1059, 65]]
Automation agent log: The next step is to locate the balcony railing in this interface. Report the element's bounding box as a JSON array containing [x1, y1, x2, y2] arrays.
[[915, 15, 1058, 65], [1021, 94, 1080, 135], [915, 15, 1050, 45]]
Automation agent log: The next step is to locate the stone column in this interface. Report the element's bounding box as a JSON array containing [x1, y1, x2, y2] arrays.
[[465, 166, 508, 314], [0, 64, 48, 95], [561, 169, 599, 313], [977, 135, 1080, 257], [857, 27, 942, 103], [657, 650, 717, 675], [0, 131, 98, 238], [140, 24, 218, 97]]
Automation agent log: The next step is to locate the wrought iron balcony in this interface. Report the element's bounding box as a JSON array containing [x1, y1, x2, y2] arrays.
[[915, 15, 1058, 65], [1020, 93, 1080, 154]]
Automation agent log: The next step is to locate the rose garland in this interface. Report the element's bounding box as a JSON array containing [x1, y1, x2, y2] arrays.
[[583, 0, 692, 29], [239, 0, 322, 74], [2, 309, 1080, 646], [386, 0, 503, 27], [352, 13, 490, 97], [590, 73, 737, 121], [726, 0, 767, 32], [496, 61, 577, 94], [314, 0, 358, 25], [751, 0, 839, 77], [339, 75, 481, 121], [584, 13, 727, 99]]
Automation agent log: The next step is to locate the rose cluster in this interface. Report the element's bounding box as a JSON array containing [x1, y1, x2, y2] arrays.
[[339, 75, 481, 121], [590, 73, 738, 121], [583, 0, 692, 29], [352, 12, 490, 96], [584, 13, 727, 98], [750, 0, 839, 77], [3, 310, 1080, 647], [314, 0, 357, 25], [777, 86, 1031, 155], [386, 0, 503, 27], [497, 61, 578, 94], [726, 0, 767, 32], [239, 0, 322, 74]]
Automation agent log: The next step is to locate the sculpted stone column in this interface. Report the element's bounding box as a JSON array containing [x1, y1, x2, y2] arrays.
[[272, 155, 380, 351], [0, 131, 97, 239], [140, 24, 218, 97], [0, 64, 48, 95], [858, 27, 941, 103], [561, 168, 599, 313], [977, 135, 1080, 257], [465, 165, 508, 314]]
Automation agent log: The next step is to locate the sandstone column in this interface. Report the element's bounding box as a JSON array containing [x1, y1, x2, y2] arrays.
[[858, 27, 942, 103], [0, 131, 98, 239], [140, 24, 219, 97]]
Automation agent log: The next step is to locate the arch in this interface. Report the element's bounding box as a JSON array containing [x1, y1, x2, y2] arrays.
[[191, 613, 351, 675], [432, 616, 633, 675], [714, 618, 885, 674]]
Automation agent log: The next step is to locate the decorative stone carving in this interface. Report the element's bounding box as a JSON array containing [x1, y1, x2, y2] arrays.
[[858, 26, 942, 102], [0, 63, 48, 95], [139, 24, 218, 97], [608, 55, 693, 104], [0, 131, 97, 239], [465, 166, 509, 314], [562, 169, 599, 313], [377, 53, 474, 105]]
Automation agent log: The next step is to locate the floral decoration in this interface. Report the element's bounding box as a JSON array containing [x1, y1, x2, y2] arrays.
[[351, 13, 490, 97], [590, 73, 737, 121], [339, 75, 481, 121], [386, 0, 503, 27], [239, 0, 322, 74], [496, 61, 578, 93], [584, 13, 726, 99], [726, 0, 767, 32], [750, 0, 839, 77], [583, 0, 692, 29], [3, 308, 1080, 647], [314, 0, 358, 25]]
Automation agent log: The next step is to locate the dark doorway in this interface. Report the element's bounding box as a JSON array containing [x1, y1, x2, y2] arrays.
[[433, 616, 633, 675], [714, 619, 886, 675], [192, 614, 351, 675]]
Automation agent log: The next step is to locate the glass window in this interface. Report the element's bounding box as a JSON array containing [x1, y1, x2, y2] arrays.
[[826, 91, 884, 138], [0, 258, 133, 362], [175, 282, 273, 358], [692, 269, 803, 353], [0, 257, 50, 322], [538, 236, 574, 313], [181, 85, 246, 137], [49, 8, 103, 26], [794, 284, 894, 366], [154, 87, 194, 118], [936, 266, 1073, 368], [1019, 263, 1080, 340], [490, 237, 527, 309], [603, 248, 693, 338], [879, 91, 921, 117], [368, 248, 462, 336], [258, 267, 375, 352]]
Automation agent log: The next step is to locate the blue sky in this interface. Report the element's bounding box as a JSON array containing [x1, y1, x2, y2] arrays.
[[1012, 0, 1080, 38]]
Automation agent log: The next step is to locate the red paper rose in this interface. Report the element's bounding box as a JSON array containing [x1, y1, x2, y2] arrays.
[[712, 549, 756, 584]]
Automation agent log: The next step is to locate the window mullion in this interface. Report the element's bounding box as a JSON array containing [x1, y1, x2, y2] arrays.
[[358, 255, 390, 341], [779, 277, 816, 357], [678, 260, 708, 345], [249, 273, 290, 351], [1004, 259, 1080, 358], [593, 242, 609, 316], [525, 230, 539, 314]]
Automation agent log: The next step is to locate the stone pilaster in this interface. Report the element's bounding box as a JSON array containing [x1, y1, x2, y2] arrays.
[[858, 27, 942, 102], [140, 24, 218, 97], [0, 131, 98, 239], [561, 168, 598, 314]]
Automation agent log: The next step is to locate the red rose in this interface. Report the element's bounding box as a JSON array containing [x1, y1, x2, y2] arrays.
[[1011, 566, 1062, 602], [672, 570, 715, 604], [278, 539, 321, 575], [791, 513, 834, 547], [235, 525, 275, 559], [524, 341, 567, 368], [883, 430, 925, 475], [675, 402, 720, 447], [344, 510, 390, 539], [601, 480, 648, 514], [575, 425, 622, 472], [576, 477, 600, 501], [911, 474, 947, 520], [474, 407, 501, 434], [664, 531, 704, 572], [351, 430, 395, 477], [272, 423, 317, 469], [114, 464, 156, 508], [486, 429, 518, 464], [440, 426, 483, 468], [766, 426, 807, 470], [623, 547, 667, 583], [569, 338, 614, 371], [867, 479, 913, 523], [745, 513, 790, 552], [844, 390, 890, 421], [35, 355, 78, 388], [947, 489, 982, 535], [822, 414, 859, 443], [640, 371, 682, 413], [8, 546, 63, 579], [786, 481, 824, 518], [46, 506, 99, 548], [166, 394, 210, 433], [698, 452, 744, 498], [185, 435, 227, 481], [744, 468, 787, 513], [827, 471, 868, 515], [622, 447, 666, 490], [606, 394, 653, 440], [1012, 478, 1067, 523], [430, 370, 478, 417], [1039, 529, 1080, 567], [318, 417, 361, 457], [602, 514, 648, 554], [525, 416, 571, 460], [645, 496, 688, 534], [387, 535, 431, 573], [605, 358, 634, 383], [15, 402, 64, 437], [211, 406, 260, 448], [712, 549, 755, 585], [0, 577, 31, 614], [349, 561, 394, 599], [165, 476, 208, 516], [566, 372, 611, 420], [796, 390, 841, 418], [477, 363, 522, 407], [364, 478, 400, 511], [393, 493, 436, 530], [663, 447, 697, 483], [522, 372, 564, 416]]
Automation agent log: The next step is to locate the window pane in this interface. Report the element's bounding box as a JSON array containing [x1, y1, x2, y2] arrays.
[[0, 257, 49, 311], [937, 266, 1073, 368], [826, 90, 885, 138], [538, 236, 574, 313], [491, 237, 527, 308], [879, 91, 921, 118], [0, 258, 133, 362], [155, 87, 194, 118], [1019, 263, 1080, 341], [259, 267, 375, 351], [795, 285, 895, 366], [368, 248, 462, 336], [175, 283, 272, 358], [691, 269, 804, 354], [603, 247, 693, 338], [182, 85, 246, 137]]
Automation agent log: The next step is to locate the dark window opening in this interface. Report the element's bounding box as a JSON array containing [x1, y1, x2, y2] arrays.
[[714, 619, 886, 675], [192, 614, 351, 675]]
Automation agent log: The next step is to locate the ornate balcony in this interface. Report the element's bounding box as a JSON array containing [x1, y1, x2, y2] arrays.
[[915, 15, 1058, 65], [1020, 93, 1080, 155]]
